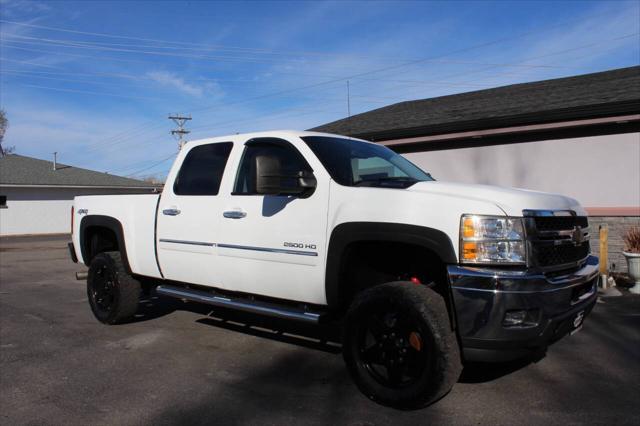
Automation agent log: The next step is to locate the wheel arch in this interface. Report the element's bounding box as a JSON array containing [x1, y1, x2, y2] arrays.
[[80, 215, 132, 274], [325, 222, 457, 311]]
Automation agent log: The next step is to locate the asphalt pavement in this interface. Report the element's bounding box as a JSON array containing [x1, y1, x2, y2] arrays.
[[1, 235, 639, 425]]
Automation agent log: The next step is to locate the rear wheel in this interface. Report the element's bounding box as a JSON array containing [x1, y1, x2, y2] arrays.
[[87, 251, 141, 324], [343, 282, 462, 409]]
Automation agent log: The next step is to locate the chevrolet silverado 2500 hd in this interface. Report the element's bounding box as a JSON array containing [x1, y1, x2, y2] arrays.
[[69, 130, 598, 408]]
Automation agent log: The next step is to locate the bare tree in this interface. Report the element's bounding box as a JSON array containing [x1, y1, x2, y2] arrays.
[[0, 110, 14, 156]]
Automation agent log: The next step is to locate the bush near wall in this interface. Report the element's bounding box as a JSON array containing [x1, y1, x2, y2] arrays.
[[588, 216, 640, 274]]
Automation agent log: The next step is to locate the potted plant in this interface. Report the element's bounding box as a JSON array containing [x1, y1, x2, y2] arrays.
[[623, 226, 640, 294]]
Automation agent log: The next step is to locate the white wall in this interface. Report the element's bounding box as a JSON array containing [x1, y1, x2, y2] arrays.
[[402, 132, 640, 208], [0, 187, 155, 236]]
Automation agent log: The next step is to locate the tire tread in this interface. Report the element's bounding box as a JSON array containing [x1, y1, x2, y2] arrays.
[[343, 282, 462, 409], [88, 251, 140, 324]]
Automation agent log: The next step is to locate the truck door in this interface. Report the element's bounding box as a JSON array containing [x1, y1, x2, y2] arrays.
[[216, 137, 330, 305], [156, 141, 234, 287]]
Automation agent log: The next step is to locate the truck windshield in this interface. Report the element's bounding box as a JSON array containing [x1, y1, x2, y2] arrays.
[[301, 136, 433, 188]]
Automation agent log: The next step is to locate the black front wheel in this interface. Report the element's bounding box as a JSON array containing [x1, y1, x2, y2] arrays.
[[87, 251, 141, 324], [343, 282, 462, 409]]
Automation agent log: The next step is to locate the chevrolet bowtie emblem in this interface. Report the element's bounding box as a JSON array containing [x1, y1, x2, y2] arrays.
[[572, 226, 585, 245]]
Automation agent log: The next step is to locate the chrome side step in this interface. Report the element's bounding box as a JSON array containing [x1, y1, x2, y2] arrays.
[[155, 284, 323, 324]]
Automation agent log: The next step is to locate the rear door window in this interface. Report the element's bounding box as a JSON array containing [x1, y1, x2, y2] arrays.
[[173, 142, 233, 195]]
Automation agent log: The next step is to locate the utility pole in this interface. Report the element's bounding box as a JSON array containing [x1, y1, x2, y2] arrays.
[[168, 114, 192, 150]]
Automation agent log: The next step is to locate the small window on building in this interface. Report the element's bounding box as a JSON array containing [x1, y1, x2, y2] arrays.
[[173, 142, 234, 196], [0, 196, 7, 209]]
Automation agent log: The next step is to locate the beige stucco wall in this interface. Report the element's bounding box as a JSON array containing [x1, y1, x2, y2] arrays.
[[403, 132, 640, 209]]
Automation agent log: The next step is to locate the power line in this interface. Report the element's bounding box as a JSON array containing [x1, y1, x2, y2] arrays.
[[352, 32, 639, 101], [15, 83, 166, 101], [5, 14, 634, 168], [188, 104, 346, 136], [1, 38, 317, 65], [2, 33, 575, 70], [1, 19, 416, 59], [80, 124, 167, 155], [0, 69, 153, 88], [0, 67, 500, 90], [124, 152, 178, 177], [0, 57, 64, 69], [2, 44, 163, 66], [187, 35, 621, 116], [2, 14, 630, 63]]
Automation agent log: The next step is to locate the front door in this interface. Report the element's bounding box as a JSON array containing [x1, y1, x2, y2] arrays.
[[156, 141, 234, 287], [216, 137, 329, 305]]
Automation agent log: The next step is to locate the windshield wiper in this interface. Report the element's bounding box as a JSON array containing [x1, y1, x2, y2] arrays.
[[353, 177, 420, 187]]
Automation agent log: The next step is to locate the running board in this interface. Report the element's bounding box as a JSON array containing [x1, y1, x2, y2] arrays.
[[155, 284, 323, 324]]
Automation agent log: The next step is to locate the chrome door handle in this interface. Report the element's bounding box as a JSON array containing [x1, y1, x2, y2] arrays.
[[162, 208, 181, 216], [223, 210, 246, 219]]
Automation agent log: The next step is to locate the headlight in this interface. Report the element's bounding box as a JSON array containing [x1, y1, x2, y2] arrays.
[[459, 215, 526, 264]]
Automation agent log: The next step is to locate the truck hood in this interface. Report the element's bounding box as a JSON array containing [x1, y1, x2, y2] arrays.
[[407, 181, 585, 216]]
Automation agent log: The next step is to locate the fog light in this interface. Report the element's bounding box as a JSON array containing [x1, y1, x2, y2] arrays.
[[503, 309, 539, 327]]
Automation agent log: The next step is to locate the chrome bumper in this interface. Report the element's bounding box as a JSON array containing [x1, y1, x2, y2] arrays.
[[448, 255, 599, 362]]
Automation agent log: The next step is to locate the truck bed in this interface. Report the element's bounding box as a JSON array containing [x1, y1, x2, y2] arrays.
[[72, 194, 162, 278]]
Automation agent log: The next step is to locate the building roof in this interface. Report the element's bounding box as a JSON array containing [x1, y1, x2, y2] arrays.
[[0, 154, 159, 188], [310, 66, 640, 141]]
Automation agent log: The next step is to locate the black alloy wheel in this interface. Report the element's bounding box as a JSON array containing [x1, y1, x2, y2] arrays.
[[89, 263, 117, 313], [357, 309, 430, 389], [343, 282, 462, 409], [87, 251, 141, 324]]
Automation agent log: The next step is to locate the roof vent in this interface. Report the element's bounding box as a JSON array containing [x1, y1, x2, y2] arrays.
[[53, 152, 57, 171]]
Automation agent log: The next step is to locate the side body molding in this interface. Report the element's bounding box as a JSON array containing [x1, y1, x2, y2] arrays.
[[79, 215, 132, 274], [324, 222, 458, 308]]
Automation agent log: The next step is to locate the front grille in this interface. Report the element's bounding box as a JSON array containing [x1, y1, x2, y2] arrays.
[[532, 242, 590, 267], [525, 212, 591, 270], [533, 216, 588, 232]]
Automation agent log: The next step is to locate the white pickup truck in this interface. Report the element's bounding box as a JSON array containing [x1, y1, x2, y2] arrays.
[[69, 130, 598, 408]]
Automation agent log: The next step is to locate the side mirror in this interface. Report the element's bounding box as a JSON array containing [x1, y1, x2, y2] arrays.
[[255, 155, 316, 196]]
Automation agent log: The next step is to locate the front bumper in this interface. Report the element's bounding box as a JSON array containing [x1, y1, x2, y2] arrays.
[[448, 255, 599, 362]]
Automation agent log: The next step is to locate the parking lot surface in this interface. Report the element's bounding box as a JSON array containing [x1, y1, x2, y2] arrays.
[[1, 235, 639, 425]]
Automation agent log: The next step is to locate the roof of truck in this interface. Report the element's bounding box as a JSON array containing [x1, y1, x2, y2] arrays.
[[187, 130, 362, 146]]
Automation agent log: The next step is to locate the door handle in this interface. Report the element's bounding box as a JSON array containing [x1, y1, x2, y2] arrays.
[[162, 208, 181, 216], [223, 210, 246, 219]]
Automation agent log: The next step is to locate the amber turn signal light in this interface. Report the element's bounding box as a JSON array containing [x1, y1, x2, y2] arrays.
[[462, 242, 477, 260]]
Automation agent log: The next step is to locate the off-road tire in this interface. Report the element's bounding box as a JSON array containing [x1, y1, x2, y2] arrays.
[[87, 251, 141, 324], [343, 282, 462, 409]]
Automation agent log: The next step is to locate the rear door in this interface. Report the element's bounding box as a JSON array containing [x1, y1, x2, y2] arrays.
[[216, 137, 330, 305], [156, 141, 234, 287]]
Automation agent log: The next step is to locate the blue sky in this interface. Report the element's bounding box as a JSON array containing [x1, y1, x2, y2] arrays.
[[1, 0, 638, 179]]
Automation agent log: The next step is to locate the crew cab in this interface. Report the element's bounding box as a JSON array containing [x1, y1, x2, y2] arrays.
[[69, 130, 598, 409]]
